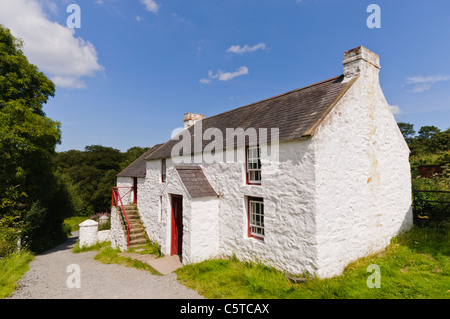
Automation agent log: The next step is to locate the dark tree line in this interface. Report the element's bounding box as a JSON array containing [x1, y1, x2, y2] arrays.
[[397, 123, 450, 163], [52, 145, 148, 217]]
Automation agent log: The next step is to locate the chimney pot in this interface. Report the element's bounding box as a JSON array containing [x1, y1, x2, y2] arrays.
[[184, 113, 205, 128]]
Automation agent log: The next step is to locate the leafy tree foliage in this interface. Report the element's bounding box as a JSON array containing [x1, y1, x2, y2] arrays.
[[397, 122, 450, 159], [0, 25, 69, 253], [398, 122, 415, 145], [120, 146, 148, 171], [53, 145, 149, 215]]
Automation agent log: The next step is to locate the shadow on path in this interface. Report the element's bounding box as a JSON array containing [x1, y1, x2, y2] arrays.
[[37, 231, 79, 256]]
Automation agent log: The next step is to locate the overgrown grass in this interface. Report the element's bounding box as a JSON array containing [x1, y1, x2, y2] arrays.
[[0, 251, 34, 299], [176, 226, 449, 299], [94, 246, 162, 276], [72, 241, 110, 253], [128, 239, 163, 257], [72, 240, 162, 276]]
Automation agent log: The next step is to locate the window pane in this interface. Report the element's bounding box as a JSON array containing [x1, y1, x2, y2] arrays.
[[249, 199, 264, 238], [247, 147, 261, 184]]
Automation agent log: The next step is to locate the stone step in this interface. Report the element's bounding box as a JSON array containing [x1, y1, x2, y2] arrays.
[[126, 214, 140, 220], [116, 204, 149, 249], [130, 227, 145, 234], [130, 238, 147, 246], [122, 224, 145, 233]]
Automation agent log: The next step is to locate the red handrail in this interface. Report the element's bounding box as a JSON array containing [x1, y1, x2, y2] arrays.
[[111, 187, 133, 247]]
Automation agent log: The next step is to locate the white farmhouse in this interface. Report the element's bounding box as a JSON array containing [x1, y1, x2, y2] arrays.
[[112, 46, 413, 278]]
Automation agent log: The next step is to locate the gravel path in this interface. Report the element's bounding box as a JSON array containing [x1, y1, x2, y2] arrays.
[[8, 232, 204, 299]]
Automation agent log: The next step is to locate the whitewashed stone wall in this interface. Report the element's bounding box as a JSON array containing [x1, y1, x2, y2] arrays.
[[312, 48, 413, 278], [136, 141, 318, 275], [79, 220, 111, 248], [79, 219, 98, 248], [187, 197, 219, 263], [97, 230, 111, 243], [116, 176, 144, 205], [111, 206, 127, 251]]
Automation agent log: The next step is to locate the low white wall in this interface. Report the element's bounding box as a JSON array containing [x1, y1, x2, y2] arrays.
[[79, 219, 112, 248], [98, 230, 111, 243], [79, 219, 98, 248]]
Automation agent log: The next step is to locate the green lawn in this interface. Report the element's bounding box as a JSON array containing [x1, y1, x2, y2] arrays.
[[2, 224, 447, 299], [63, 216, 91, 232], [175, 226, 449, 299]]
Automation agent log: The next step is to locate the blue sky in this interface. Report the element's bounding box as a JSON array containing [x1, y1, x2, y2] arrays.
[[1, 0, 449, 152]]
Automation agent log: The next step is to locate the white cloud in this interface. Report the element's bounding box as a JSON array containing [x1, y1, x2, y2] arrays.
[[406, 75, 450, 93], [226, 43, 266, 55], [389, 105, 402, 116], [0, 0, 103, 89], [199, 78, 211, 84], [200, 67, 249, 84], [140, 0, 159, 13], [217, 66, 249, 81]]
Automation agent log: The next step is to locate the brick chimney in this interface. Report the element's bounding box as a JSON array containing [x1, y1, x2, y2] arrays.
[[184, 113, 205, 128], [343, 46, 380, 81]]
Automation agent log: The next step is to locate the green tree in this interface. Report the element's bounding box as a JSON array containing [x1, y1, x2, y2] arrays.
[[418, 125, 441, 141], [53, 145, 150, 216], [397, 122, 415, 144], [120, 146, 149, 170], [0, 25, 66, 253]]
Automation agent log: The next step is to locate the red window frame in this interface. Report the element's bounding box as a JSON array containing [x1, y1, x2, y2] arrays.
[[247, 196, 264, 241], [245, 146, 262, 185]]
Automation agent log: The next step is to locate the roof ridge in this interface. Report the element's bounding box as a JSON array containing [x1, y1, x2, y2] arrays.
[[201, 74, 344, 123], [146, 73, 351, 160]]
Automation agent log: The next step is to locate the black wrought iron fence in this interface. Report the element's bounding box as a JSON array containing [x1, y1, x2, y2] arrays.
[[412, 190, 450, 226]]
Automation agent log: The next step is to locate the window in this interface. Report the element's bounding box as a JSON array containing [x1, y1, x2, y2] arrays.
[[161, 158, 166, 182], [246, 146, 261, 184], [248, 197, 264, 240]]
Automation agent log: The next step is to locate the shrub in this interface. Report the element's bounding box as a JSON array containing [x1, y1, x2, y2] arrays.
[[0, 226, 20, 258]]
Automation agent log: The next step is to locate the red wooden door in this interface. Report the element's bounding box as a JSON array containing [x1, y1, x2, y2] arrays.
[[133, 177, 138, 204], [171, 195, 183, 256]]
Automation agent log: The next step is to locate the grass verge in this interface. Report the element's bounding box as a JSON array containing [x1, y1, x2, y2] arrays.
[[175, 226, 449, 299], [0, 251, 34, 299], [94, 246, 162, 276], [72, 240, 162, 276]]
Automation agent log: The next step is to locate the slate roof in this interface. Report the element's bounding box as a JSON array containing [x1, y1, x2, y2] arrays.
[[176, 166, 218, 198], [146, 75, 355, 160], [117, 144, 163, 177]]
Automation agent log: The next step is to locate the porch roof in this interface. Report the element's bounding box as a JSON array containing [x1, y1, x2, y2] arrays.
[[175, 166, 218, 198]]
